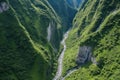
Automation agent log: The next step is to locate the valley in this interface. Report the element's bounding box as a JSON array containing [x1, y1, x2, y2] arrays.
[[0, 0, 120, 80], [53, 30, 69, 80]]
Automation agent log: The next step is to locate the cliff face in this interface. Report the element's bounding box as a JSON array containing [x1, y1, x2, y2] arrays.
[[63, 0, 120, 79], [76, 46, 92, 64], [0, 0, 61, 80]]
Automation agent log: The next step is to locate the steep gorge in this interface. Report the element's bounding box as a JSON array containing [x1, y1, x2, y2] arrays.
[[0, 0, 120, 80]]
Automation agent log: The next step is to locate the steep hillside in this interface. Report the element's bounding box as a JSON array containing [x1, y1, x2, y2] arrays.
[[48, 0, 78, 31], [0, 0, 62, 80], [63, 0, 120, 80]]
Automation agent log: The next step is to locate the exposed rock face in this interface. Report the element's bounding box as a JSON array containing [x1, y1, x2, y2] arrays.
[[76, 46, 92, 64], [0, 2, 9, 13]]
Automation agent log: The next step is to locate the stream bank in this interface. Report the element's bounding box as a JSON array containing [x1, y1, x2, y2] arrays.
[[53, 31, 69, 80]]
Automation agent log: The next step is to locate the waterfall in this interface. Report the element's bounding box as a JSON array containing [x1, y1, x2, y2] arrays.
[[47, 22, 52, 41]]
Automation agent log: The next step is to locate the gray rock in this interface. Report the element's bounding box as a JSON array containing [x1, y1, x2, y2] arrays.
[[0, 2, 9, 13], [1, 2, 9, 11], [76, 46, 92, 64], [0, 7, 3, 13]]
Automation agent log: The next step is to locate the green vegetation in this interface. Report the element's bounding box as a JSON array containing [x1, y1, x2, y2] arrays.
[[48, 0, 77, 31], [0, 0, 62, 80], [0, 0, 120, 80], [63, 0, 120, 80]]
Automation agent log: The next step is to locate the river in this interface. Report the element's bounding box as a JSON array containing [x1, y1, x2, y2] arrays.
[[53, 31, 69, 80]]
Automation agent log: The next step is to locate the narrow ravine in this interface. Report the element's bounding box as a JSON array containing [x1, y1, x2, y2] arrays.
[[53, 31, 69, 80]]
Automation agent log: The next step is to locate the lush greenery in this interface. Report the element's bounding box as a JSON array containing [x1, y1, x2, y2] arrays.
[[48, 0, 77, 31], [0, 0, 62, 80], [0, 0, 120, 80], [63, 0, 120, 80]]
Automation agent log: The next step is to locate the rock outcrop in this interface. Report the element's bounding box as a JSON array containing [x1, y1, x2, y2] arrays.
[[0, 2, 9, 13], [76, 46, 92, 64]]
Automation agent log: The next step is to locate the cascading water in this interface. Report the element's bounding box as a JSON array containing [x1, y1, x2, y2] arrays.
[[47, 22, 52, 41]]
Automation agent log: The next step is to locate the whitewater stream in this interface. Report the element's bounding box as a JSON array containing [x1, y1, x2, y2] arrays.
[[53, 31, 69, 80]]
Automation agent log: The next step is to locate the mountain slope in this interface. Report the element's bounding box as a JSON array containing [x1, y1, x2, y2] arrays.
[[0, 0, 62, 80], [1, 0, 120, 80], [48, 0, 78, 31], [63, 0, 120, 80]]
